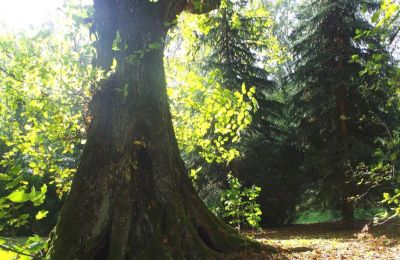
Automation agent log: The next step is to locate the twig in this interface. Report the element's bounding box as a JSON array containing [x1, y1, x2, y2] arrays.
[[0, 244, 43, 259], [374, 213, 398, 226]]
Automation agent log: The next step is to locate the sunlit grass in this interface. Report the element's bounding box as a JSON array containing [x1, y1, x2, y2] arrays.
[[295, 208, 386, 224]]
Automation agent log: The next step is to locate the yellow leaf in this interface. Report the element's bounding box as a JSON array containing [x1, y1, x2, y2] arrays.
[[35, 210, 48, 220]]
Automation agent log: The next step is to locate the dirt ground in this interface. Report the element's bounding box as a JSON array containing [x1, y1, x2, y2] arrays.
[[228, 221, 400, 259]]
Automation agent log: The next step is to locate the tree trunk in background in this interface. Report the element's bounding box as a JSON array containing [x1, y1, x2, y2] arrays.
[[338, 85, 354, 229], [336, 32, 354, 229], [47, 0, 264, 258]]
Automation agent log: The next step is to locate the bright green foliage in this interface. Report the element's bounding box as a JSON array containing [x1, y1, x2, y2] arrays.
[[195, 0, 282, 142], [372, 0, 400, 221], [166, 10, 259, 165], [373, 0, 400, 32], [217, 174, 262, 231], [168, 70, 257, 164], [0, 0, 96, 249], [166, 0, 292, 225], [166, 5, 272, 227], [353, 0, 400, 222], [382, 190, 400, 215], [0, 235, 47, 259], [197, 0, 296, 225], [7, 184, 47, 206]]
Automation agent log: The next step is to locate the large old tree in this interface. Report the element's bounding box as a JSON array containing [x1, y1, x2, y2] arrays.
[[47, 0, 258, 259]]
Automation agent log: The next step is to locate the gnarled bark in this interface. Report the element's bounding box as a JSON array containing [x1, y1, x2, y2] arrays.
[[47, 0, 271, 259]]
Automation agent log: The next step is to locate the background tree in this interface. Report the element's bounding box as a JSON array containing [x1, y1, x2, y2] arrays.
[[169, 0, 304, 226], [354, 0, 400, 222], [290, 0, 398, 228]]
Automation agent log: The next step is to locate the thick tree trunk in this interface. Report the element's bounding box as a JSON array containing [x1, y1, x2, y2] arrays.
[[47, 0, 267, 259]]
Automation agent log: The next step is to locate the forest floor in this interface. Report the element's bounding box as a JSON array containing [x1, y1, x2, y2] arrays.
[[1, 221, 399, 259], [235, 220, 400, 259]]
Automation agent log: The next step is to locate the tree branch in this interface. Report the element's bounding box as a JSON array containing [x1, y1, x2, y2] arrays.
[[0, 244, 43, 259], [184, 0, 221, 14]]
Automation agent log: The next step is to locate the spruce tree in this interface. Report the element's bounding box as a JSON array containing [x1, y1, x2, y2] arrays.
[[194, 0, 302, 225], [291, 0, 395, 228]]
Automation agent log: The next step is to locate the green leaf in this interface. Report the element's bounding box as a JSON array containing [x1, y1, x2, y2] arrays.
[[29, 162, 37, 168], [7, 190, 31, 203], [371, 11, 380, 23], [31, 184, 47, 206], [35, 210, 48, 220], [0, 173, 10, 181]]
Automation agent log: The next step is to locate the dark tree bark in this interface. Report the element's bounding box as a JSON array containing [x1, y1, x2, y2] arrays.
[[47, 0, 268, 259], [335, 33, 354, 230], [338, 84, 354, 230]]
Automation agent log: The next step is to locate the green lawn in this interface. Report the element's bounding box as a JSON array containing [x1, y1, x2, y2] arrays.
[[295, 208, 386, 224]]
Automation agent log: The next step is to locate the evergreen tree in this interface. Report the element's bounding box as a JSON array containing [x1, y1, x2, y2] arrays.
[[197, 0, 280, 151], [193, 0, 303, 225], [200, 0, 274, 90], [291, 0, 397, 228]]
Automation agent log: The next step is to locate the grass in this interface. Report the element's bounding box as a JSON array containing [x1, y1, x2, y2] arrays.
[[294, 208, 386, 224], [295, 210, 340, 224]]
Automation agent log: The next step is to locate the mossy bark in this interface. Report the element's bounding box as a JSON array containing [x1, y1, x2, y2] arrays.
[[47, 0, 270, 259]]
